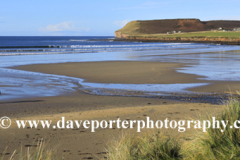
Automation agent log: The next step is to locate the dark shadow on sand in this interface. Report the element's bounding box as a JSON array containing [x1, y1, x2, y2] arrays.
[[0, 100, 44, 104]]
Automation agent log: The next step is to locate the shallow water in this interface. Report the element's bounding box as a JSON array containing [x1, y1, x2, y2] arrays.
[[0, 69, 80, 100], [1, 36, 240, 101], [0, 68, 209, 100]]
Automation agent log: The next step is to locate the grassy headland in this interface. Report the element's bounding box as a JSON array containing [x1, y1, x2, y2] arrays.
[[115, 19, 240, 44]]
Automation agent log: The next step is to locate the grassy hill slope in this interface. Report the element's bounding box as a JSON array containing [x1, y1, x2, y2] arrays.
[[115, 19, 240, 39]]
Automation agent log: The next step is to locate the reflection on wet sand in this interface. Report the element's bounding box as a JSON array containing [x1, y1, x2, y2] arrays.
[[1, 43, 240, 102]]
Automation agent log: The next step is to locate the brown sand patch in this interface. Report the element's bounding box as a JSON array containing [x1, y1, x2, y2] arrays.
[[189, 81, 240, 94], [11, 61, 206, 84]]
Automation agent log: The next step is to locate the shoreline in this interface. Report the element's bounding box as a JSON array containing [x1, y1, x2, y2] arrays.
[[113, 38, 240, 45]]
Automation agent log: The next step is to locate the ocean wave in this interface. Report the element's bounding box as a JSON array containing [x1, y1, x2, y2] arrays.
[[0, 45, 61, 49], [68, 43, 194, 48], [0, 42, 217, 56], [0, 43, 204, 50], [0, 47, 212, 56], [69, 39, 87, 42]]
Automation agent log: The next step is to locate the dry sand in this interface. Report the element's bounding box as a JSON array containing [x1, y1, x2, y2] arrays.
[[1, 61, 235, 159], [0, 93, 223, 160]]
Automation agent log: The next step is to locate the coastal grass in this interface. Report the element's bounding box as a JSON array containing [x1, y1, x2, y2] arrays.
[[106, 132, 181, 160], [1, 139, 62, 160], [182, 98, 240, 160], [106, 98, 240, 160]]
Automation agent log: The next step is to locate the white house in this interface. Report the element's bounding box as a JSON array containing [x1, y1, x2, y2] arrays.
[[234, 28, 240, 31]]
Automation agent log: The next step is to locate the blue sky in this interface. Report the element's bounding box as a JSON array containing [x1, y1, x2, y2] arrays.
[[0, 0, 239, 36]]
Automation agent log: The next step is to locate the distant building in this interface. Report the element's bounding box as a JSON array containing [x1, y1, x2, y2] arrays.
[[218, 27, 232, 32], [166, 31, 181, 34], [166, 31, 176, 34], [234, 28, 240, 31]]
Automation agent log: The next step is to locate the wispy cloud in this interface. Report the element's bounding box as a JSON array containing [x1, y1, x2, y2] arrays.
[[114, 19, 130, 27], [39, 21, 89, 32], [39, 21, 73, 32]]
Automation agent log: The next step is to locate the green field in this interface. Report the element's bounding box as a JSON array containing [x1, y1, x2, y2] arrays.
[[131, 31, 240, 39]]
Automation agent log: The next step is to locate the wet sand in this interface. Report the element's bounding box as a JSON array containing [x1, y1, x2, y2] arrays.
[[12, 61, 240, 93], [12, 61, 206, 84], [0, 61, 238, 159]]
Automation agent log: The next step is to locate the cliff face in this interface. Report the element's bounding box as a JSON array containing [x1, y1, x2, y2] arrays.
[[114, 31, 129, 39], [115, 19, 240, 38]]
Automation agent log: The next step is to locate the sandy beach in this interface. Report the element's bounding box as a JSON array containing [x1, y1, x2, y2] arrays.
[[0, 93, 223, 159], [0, 61, 234, 159]]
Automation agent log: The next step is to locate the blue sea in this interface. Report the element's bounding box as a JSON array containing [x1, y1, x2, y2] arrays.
[[1, 36, 240, 101], [0, 36, 224, 56]]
